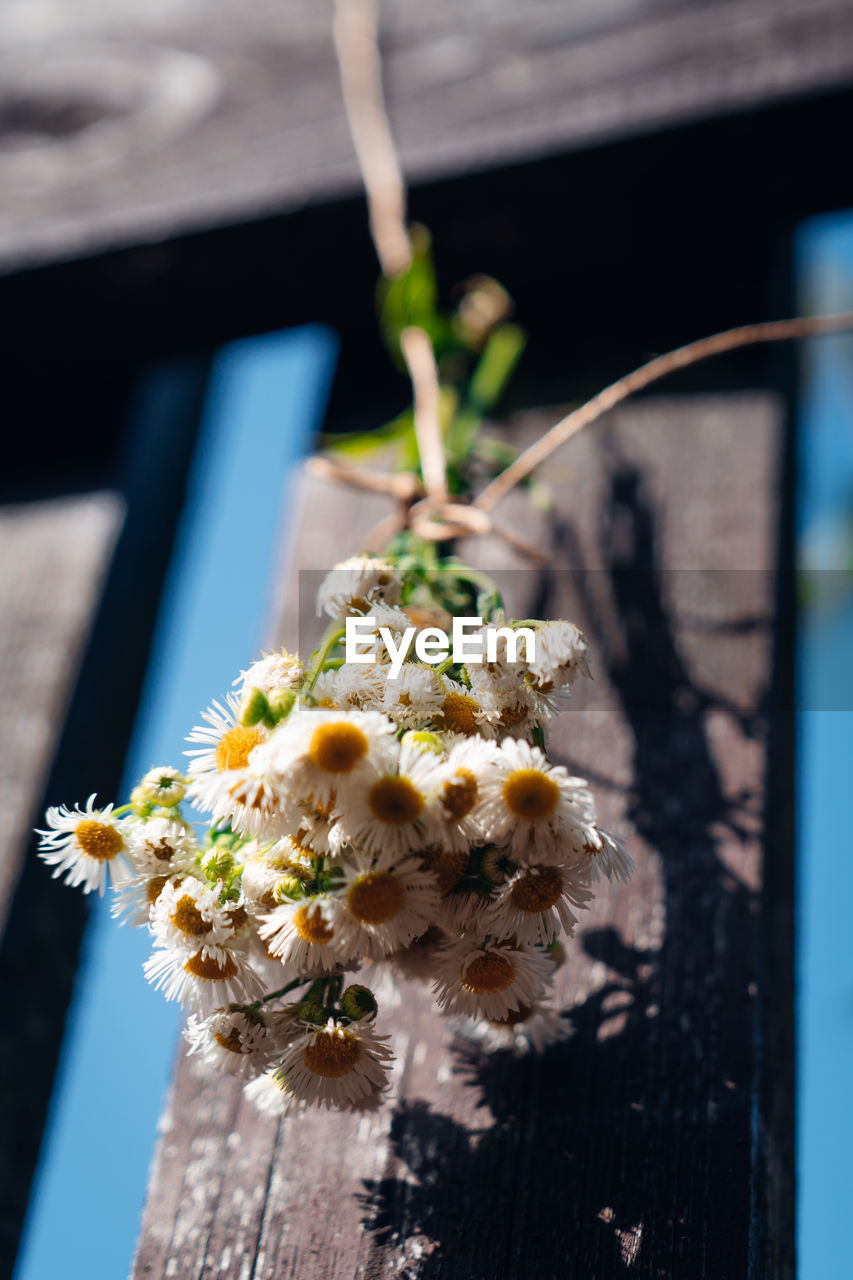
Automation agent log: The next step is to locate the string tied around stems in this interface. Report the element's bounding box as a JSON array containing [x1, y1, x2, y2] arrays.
[[329, 0, 853, 559]]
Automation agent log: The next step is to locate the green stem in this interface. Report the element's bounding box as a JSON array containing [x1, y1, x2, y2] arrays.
[[303, 624, 346, 695], [304, 977, 328, 1006], [246, 977, 308, 1010]]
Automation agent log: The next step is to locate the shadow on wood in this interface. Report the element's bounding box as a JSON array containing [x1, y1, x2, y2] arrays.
[[358, 455, 785, 1277]]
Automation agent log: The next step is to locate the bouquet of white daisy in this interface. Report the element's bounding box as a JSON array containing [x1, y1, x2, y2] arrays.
[[36, 550, 631, 1117]]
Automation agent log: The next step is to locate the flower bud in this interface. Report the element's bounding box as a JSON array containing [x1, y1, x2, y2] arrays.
[[239, 687, 270, 727], [297, 1000, 326, 1025], [267, 689, 297, 724], [129, 786, 154, 818], [201, 847, 235, 881], [479, 845, 509, 885], [341, 984, 378, 1021], [273, 875, 304, 904], [137, 766, 186, 806], [401, 729, 444, 755]]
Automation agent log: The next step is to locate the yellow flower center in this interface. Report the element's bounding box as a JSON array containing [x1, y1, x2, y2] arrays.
[[347, 871, 406, 924], [215, 725, 265, 772], [75, 819, 123, 861], [303, 1030, 361, 1078], [147, 875, 169, 905], [170, 894, 212, 936], [509, 865, 563, 913], [184, 951, 238, 981], [226, 905, 248, 931], [367, 776, 424, 826], [441, 769, 478, 820], [293, 902, 335, 944], [214, 1027, 244, 1054], [502, 769, 560, 820], [308, 722, 369, 774], [461, 952, 516, 994], [499, 702, 529, 728], [435, 692, 479, 736], [422, 847, 468, 896]]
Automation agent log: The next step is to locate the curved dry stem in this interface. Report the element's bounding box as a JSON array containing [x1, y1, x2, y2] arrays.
[[473, 312, 853, 514], [333, 0, 411, 279]]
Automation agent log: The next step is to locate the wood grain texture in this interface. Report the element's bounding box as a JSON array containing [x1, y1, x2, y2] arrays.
[[0, 493, 122, 923], [2, 0, 853, 270], [132, 392, 792, 1279]]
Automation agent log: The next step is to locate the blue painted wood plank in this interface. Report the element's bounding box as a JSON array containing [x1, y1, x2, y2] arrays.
[[14, 325, 337, 1280]]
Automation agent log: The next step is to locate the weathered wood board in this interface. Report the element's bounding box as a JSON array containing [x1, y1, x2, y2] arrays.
[[132, 392, 792, 1278], [0, 494, 122, 925], [2, 0, 853, 270]]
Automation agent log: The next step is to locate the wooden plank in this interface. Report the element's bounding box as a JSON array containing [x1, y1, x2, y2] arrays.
[[132, 391, 791, 1278], [2, 0, 853, 270], [0, 493, 122, 924]]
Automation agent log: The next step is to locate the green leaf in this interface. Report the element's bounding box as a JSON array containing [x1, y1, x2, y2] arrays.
[[321, 408, 416, 462], [446, 323, 526, 463], [378, 225, 445, 359]]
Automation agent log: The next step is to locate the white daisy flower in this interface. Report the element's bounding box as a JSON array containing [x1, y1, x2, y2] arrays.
[[480, 860, 592, 945], [111, 815, 199, 925], [184, 1006, 275, 1080], [258, 895, 364, 972], [477, 739, 598, 859], [235, 648, 302, 700], [111, 867, 181, 926], [466, 663, 542, 739], [287, 801, 346, 857], [431, 736, 498, 849], [380, 663, 445, 729], [125, 815, 198, 875], [459, 1003, 571, 1055], [584, 828, 634, 884], [309, 663, 387, 713], [258, 707, 397, 809], [244, 1066, 308, 1117], [134, 765, 187, 807], [144, 941, 263, 1008], [240, 839, 312, 913], [36, 794, 132, 896], [275, 1016, 393, 1110], [210, 754, 297, 841], [337, 853, 440, 956], [331, 739, 444, 857], [527, 620, 591, 691], [185, 693, 275, 830], [432, 937, 553, 1020], [149, 876, 246, 953], [317, 556, 402, 619], [430, 678, 493, 739]]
